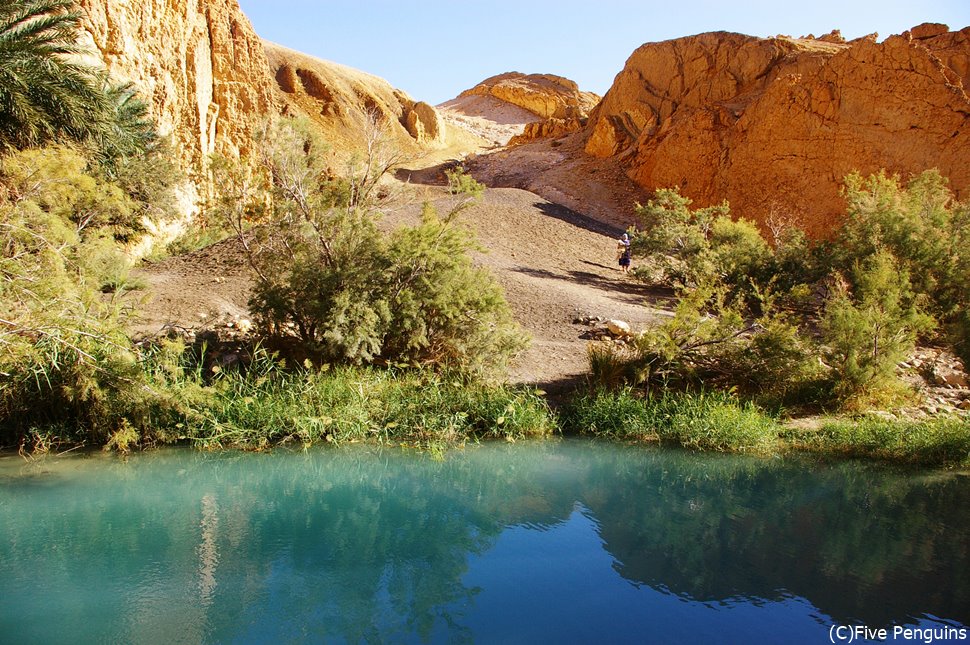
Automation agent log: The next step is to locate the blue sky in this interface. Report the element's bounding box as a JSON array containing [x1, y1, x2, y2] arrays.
[[237, 0, 970, 105]]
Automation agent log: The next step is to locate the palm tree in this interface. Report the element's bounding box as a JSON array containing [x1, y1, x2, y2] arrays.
[[0, 0, 113, 151]]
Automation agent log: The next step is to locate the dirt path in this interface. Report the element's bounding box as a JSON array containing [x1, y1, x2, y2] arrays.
[[132, 183, 666, 394]]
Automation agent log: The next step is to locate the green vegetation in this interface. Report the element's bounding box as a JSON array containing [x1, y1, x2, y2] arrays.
[[11, 341, 553, 452], [561, 389, 780, 454], [562, 389, 970, 467], [784, 416, 970, 467], [213, 117, 526, 379], [0, 1, 157, 163], [569, 171, 970, 466], [607, 172, 969, 414], [0, 10, 533, 452], [0, 0, 965, 466]]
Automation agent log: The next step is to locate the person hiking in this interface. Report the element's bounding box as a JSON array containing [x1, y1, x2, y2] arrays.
[[616, 233, 632, 273]]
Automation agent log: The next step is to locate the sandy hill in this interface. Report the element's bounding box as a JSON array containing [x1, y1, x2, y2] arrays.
[[263, 41, 492, 167]]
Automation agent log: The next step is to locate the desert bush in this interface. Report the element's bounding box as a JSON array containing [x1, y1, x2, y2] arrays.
[[834, 170, 969, 363], [821, 251, 934, 408], [633, 188, 771, 302], [219, 116, 526, 379], [620, 281, 821, 405], [0, 145, 178, 445]]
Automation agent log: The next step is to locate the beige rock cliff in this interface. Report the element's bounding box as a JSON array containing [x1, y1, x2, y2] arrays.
[[584, 26, 970, 237], [77, 0, 277, 176]]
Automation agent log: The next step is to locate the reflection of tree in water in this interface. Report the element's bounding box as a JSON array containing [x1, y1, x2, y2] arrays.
[[1, 442, 968, 642], [578, 445, 970, 626], [171, 446, 580, 643]]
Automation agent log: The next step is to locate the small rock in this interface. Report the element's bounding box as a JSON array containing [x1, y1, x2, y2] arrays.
[[607, 319, 632, 337]]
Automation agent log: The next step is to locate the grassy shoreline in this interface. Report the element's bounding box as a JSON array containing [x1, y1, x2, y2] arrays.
[[560, 388, 970, 468], [6, 364, 969, 468]]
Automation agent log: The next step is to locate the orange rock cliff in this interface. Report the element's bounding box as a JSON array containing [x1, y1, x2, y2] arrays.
[[584, 25, 970, 237]]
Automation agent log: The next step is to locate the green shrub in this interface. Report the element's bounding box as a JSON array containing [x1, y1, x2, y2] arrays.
[[835, 170, 970, 365], [219, 117, 526, 379], [821, 251, 934, 408], [602, 281, 820, 406]]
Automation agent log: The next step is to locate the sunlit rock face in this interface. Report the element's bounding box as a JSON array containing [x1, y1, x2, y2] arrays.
[[78, 0, 277, 175], [584, 26, 970, 237]]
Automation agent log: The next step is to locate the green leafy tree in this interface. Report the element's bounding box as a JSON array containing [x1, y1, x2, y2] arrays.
[[821, 251, 934, 407], [633, 188, 771, 300], [836, 170, 970, 364]]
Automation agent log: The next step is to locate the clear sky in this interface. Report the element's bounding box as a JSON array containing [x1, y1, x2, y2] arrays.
[[237, 0, 970, 105]]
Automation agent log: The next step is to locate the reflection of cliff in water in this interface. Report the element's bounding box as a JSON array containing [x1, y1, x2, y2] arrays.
[[578, 446, 970, 626]]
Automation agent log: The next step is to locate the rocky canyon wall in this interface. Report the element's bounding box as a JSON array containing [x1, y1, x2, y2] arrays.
[[585, 26, 970, 237], [77, 0, 277, 178]]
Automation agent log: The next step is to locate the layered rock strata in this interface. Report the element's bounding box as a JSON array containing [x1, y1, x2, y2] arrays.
[[265, 41, 446, 152], [459, 72, 600, 120]]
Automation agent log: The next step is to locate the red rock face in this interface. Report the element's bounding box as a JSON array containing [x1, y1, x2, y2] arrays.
[[585, 26, 970, 238]]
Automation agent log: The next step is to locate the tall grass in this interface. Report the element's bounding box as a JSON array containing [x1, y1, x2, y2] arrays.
[[784, 416, 970, 467], [561, 388, 780, 454], [147, 350, 555, 450]]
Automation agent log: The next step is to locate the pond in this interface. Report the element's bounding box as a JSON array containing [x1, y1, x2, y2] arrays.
[[1, 440, 968, 644]]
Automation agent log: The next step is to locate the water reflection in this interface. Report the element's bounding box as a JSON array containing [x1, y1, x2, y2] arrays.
[[0, 441, 967, 643]]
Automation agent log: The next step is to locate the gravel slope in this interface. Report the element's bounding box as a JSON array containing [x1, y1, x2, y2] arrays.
[[132, 185, 666, 392]]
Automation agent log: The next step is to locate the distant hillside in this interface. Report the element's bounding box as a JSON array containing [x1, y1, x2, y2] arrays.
[[438, 72, 600, 147], [264, 41, 447, 154]]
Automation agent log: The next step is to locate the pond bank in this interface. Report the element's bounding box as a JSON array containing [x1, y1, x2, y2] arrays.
[[6, 363, 969, 468]]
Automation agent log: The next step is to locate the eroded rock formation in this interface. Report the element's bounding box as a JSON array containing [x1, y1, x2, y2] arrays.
[[264, 41, 446, 152], [459, 72, 600, 120], [584, 26, 970, 237], [508, 117, 586, 146], [77, 0, 277, 175]]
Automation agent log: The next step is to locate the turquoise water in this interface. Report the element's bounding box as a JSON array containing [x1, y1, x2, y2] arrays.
[[0, 440, 968, 644]]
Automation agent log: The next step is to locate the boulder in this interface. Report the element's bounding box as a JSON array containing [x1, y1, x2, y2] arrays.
[[607, 319, 632, 337], [404, 101, 446, 146]]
